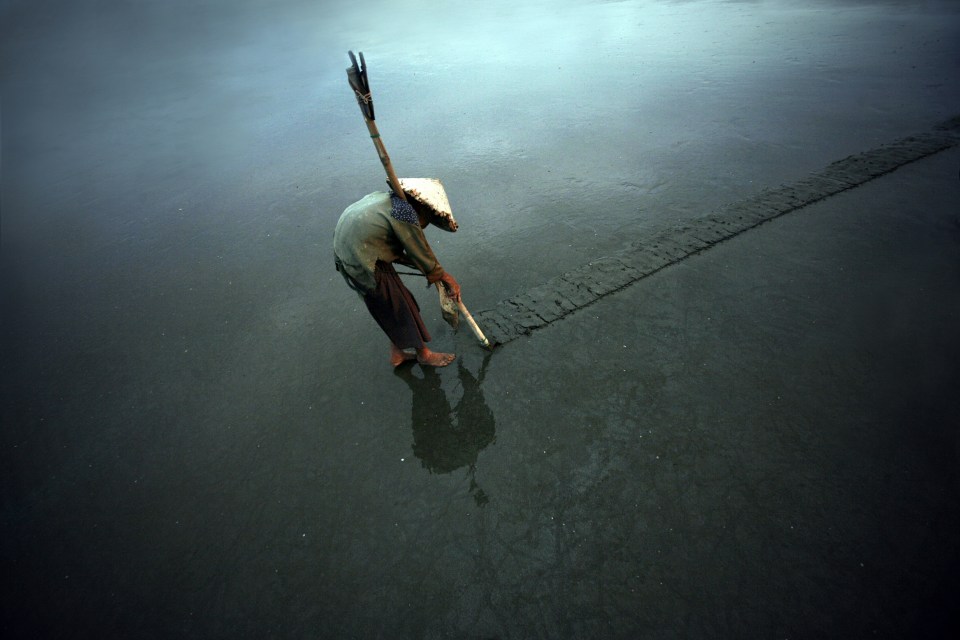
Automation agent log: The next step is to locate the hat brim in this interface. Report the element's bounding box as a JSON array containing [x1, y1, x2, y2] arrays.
[[397, 178, 459, 233]]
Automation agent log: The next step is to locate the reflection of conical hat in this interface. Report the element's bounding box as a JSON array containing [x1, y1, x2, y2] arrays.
[[399, 178, 458, 232]]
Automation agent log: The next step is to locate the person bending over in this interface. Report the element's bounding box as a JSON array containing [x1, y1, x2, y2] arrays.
[[333, 178, 461, 367]]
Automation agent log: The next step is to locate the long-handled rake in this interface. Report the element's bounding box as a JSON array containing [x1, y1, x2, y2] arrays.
[[346, 50, 491, 350]]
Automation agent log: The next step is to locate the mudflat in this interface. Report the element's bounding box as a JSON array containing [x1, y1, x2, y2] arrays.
[[3, 1, 959, 637]]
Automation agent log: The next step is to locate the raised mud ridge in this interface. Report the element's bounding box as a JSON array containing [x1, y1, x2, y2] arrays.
[[474, 117, 960, 347]]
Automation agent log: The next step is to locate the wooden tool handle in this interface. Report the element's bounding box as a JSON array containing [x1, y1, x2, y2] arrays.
[[457, 300, 492, 350]]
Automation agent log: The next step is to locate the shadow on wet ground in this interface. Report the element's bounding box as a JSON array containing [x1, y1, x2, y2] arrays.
[[396, 356, 496, 507]]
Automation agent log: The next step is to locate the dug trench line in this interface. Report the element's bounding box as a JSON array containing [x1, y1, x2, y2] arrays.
[[472, 117, 960, 347]]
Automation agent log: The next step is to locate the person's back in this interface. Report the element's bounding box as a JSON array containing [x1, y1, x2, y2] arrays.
[[332, 180, 461, 367]]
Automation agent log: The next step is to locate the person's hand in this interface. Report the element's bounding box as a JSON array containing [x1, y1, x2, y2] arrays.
[[440, 272, 461, 303]]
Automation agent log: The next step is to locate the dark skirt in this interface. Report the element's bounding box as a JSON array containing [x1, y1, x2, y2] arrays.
[[363, 260, 431, 350]]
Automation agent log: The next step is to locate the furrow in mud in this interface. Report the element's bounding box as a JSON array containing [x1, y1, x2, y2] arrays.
[[475, 122, 960, 347]]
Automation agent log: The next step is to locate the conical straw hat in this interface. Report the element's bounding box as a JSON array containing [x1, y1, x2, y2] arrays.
[[398, 178, 458, 232]]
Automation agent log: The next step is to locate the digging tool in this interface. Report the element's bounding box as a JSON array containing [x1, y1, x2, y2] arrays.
[[394, 270, 492, 350], [345, 50, 492, 351]]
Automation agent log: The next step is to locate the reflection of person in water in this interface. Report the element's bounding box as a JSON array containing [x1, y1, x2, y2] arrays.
[[395, 357, 495, 505]]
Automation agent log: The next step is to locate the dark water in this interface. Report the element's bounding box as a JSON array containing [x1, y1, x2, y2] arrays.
[[3, 0, 960, 637]]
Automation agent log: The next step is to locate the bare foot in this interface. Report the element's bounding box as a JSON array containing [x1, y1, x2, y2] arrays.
[[416, 347, 456, 367], [390, 343, 417, 368]]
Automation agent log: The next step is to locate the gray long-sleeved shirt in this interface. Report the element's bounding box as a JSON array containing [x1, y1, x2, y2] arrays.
[[333, 191, 444, 293]]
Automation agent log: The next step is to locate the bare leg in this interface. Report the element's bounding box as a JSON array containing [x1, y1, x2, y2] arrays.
[[416, 347, 456, 367], [390, 343, 417, 367]]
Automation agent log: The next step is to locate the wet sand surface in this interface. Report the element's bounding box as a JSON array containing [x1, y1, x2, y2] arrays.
[[3, 0, 960, 637]]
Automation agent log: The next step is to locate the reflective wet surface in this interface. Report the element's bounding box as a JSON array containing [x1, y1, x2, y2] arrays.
[[3, 1, 960, 637]]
